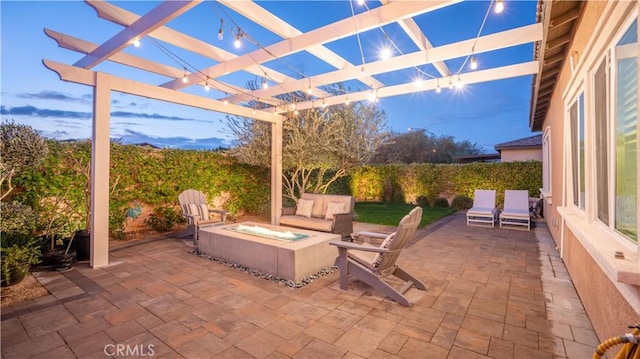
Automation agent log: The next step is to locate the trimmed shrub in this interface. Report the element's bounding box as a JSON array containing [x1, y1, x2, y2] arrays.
[[433, 197, 449, 208], [144, 206, 183, 233], [416, 195, 430, 207], [451, 196, 473, 210]]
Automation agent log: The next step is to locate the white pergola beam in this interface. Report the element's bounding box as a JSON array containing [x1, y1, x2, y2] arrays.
[[280, 61, 539, 112], [87, 0, 330, 98], [75, 1, 200, 69], [232, 23, 542, 103], [44, 59, 281, 123], [164, 0, 460, 90], [220, 0, 385, 90], [397, 19, 451, 76], [44, 28, 280, 106]]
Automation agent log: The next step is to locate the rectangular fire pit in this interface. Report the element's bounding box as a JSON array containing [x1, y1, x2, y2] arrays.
[[198, 222, 339, 281]]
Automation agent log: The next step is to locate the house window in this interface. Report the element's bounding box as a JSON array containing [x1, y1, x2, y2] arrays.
[[613, 19, 637, 241], [569, 93, 585, 210], [594, 58, 609, 225], [542, 127, 551, 198]]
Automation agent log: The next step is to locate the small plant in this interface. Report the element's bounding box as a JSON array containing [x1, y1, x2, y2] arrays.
[[144, 206, 183, 232], [1, 244, 41, 285], [451, 195, 473, 210], [416, 195, 430, 207], [433, 197, 450, 208]]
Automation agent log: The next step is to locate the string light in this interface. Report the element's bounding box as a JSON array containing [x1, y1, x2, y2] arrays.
[[414, 78, 423, 89], [182, 68, 188, 83], [133, 39, 140, 47], [217, 18, 224, 41], [470, 56, 478, 70], [455, 75, 464, 89], [252, 107, 256, 114], [234, 29, 243, 48], [448, 77, 453, 89], [322, 99, 327, 108], [307, 78, 312, 94], [357, 0, 365, 5], [294, 109, 299, 115], [345, 97, 350, 105], [368, 89, 376, 102], [435, 79, 442, 93], [262, 77, 268, 89], [223, 92, 228, 105], [494, 0, 504, 14], [204, 81, 210, 91]]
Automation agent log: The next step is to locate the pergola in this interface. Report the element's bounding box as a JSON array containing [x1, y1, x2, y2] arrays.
[[43, 0, 542, 268]]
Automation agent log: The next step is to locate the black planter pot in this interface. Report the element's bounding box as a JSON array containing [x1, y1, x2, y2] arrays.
[[40, 248, 64, 268], [74, 230, 90, 262], [52, 251, 75, 272], [1, 262, 30, 287]]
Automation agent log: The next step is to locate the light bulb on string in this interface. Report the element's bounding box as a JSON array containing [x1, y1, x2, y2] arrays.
[[217, 18, 224, 40], [294, 109, 299, 116], [448, 77, 453, 89], [223, 92, 228, 105], [368, 90, 376, 102], [262, 77, 268, 89], [234, 30, 243, 49], [204, 82, 210, 92], [357, 0, 365, 5], [455, 75, 464, 89], [133, 39, 140, 47], [345, 97, 350, 105], [494, 0, 504, 14], [322, 99, 327, 108], [470, 56, 478, 70], [252, 108, 256, 115], [436, 79, 442, 93], [414, 78, 423, 89], [182, 68, 188, 83], [380, 45, 392, 60]]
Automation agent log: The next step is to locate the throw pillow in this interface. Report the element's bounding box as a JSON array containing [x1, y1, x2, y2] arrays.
[[372, 232, 395, 268], [295, 198, 314, 218], [324, 201, 346, 220]]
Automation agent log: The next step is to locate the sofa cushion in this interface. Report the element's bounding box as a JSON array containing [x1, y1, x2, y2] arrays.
[[295, 198, 314, 218], [325, 201, 346, 220], [300, 193, 325, 218], [279, 215, 333, 232], [320, 195, 353, 219]]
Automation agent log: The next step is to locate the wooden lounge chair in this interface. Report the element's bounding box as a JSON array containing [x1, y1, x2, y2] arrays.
[[178, 189, 227, 242], [499, 190, 531, 230], [466, 189, 497, 227], [329, 207, 425, 306]]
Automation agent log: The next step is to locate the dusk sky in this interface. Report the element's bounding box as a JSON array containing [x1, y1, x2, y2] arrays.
[[1, 0, 539, 151]]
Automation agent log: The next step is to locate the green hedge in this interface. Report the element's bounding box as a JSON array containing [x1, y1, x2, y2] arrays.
[[12, 141, 540, 237], [349, 162, 542, 206]]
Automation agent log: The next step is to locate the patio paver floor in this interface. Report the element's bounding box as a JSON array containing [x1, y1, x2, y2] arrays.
[[1, 213, 600, 358]]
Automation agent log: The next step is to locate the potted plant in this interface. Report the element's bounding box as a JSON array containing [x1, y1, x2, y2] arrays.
[[0, 201, 41, 286]]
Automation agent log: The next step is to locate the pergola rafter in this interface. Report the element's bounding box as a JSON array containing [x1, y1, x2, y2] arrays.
[[43, 0, 541, 268]]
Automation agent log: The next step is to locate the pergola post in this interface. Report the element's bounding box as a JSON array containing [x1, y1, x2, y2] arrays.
[[90, 72, 111, 268], [271, 117, 283, 225]]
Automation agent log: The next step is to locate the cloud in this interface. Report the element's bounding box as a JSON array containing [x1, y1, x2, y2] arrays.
[[111, 111, 211, 123], [16, 90, 92, 104], [115, 129, 230, 150], [1, 105, 92, 119]]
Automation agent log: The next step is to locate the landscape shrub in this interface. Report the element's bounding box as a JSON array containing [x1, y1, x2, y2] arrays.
[[416, 195, 430, 207], [433, 197, 449, 208], [144, 206, 183, 233], [451, 196, 473, 210]]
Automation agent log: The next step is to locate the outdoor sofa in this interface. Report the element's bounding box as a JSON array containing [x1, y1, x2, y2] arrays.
[[280, 193, 355, 240]]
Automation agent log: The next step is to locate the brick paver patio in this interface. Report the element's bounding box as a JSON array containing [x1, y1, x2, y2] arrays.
[[1, 213, 600, 358]]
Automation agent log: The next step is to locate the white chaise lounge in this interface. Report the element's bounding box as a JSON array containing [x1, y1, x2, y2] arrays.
[[499, 190, 531, 230], [466, 189, 497, 227]]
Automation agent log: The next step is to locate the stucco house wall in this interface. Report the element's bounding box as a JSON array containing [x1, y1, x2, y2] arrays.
[[500, 148, 542, 162], [539, 0, 639, 341]]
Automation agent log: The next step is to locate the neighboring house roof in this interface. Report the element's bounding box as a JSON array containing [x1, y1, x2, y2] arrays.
[[453, 153, 501, 163], [495, 134, 542, 152], [529, 0, 585, 132]]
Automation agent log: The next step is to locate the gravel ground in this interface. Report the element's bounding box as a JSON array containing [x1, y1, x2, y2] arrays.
[[1, 274, 49, 308]]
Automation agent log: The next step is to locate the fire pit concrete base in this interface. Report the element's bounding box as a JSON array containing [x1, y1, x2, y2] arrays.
[[198, 222, 340, 281]]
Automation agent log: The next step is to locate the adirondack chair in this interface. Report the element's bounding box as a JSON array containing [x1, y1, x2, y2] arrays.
[[178, 189, 227, 242], [329, 207, 425, 306]]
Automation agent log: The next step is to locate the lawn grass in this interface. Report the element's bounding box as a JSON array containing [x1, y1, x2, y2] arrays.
[[354, 202, 457, 228]]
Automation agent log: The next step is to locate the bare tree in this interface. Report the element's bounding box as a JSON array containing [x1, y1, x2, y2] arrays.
[[372, 129, 483, 164], [225, 90, 388, 202]]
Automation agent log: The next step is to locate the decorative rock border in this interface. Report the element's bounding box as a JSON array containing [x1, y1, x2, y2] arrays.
[[192, 249, 338, 288]]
